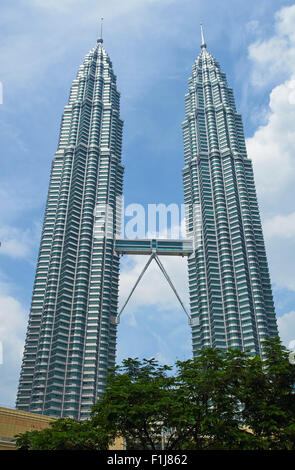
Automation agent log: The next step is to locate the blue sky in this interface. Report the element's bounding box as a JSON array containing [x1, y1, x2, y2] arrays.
[[1, 0, 295, 408]]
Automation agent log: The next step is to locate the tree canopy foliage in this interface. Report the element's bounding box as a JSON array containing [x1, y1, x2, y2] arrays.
[[16, 337, 295, 450]]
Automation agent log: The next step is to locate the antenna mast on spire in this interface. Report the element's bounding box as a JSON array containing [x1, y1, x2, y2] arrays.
[[98, 17, 104, 43], [200, 23, 206, 49]]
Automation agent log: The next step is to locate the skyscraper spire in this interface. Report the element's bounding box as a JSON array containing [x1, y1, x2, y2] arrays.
[[16, 33, 124, 420], [200, 23, 206, 49], [98, 17, 103, 43], [182, 34, 278, 356]]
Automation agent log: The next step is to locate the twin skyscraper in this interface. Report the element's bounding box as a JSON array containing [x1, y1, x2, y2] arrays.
[[16, 28, 278, 419]]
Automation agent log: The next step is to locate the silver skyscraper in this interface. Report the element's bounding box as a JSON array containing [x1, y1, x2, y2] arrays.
[[183, 28, 278, 356], [17, 28, 279, 420], [17, 34, 124, 419]]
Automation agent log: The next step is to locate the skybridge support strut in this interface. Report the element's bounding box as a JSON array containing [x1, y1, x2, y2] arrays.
[[116, 253, 192, 325], [153, 254, 191, 323]]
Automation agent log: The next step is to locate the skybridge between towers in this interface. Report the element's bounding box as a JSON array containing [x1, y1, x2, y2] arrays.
[[115, 238, 198, 327], [115, 238, 193, 256], [16, 24, 279, 422]]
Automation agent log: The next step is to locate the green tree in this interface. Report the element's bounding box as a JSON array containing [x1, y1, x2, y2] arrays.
[[91, 358, 175, 450], [90, 351, 259, 450], [242, 337, 295, 449], [169, 348, 260, 449], [15, 337, 295, 451], [15, 417, 114, 450]]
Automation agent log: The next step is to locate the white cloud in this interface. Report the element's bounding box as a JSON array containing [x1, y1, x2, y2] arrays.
[[263, 212, 295, 239], [0, 223, 41, 261], [248, 5, 295, 87], [246, 4, 295, 295], [246, 78, 295, 206], [0, 294, 27, 363], [118, 254, 189, 320], [249, 37, 291, 87], [246, 4, 295, 211], [277, 311, 295, 349], [117, 254, 192, 364], [0, 282, 27, 407], [262, 210, 295, 291]]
